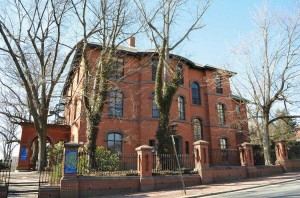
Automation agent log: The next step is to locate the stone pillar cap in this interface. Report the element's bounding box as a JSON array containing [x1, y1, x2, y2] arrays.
[[64, 141, 80, 148], [275, 140, 287, 143], [135, 145, 153, 151], [193, 140, 209, 145], [240, 142, 252, 147]]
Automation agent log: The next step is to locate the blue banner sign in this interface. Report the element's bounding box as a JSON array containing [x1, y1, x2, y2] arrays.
[[20, 147, 28, 161], [64, 149, 78, 174]]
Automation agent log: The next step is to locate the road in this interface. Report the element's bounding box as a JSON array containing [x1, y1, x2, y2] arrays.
[[204, 179, 300, 198]]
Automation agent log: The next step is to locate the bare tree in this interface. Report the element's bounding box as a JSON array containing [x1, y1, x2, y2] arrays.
[[0, 0, 95, 170], [135, 0, 210, 154], [70, 0, 138, 165], [232, 4, 300, 165], [0, 116, 20, 161]]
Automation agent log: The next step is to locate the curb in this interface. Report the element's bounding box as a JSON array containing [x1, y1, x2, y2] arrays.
[[181, 177, 300, 198]]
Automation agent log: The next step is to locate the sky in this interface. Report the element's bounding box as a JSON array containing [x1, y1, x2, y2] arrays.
[[136, 0, 294, 71], [1, 0, 299, 157]]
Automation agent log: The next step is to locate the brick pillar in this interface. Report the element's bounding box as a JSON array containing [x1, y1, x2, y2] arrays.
[[275, 141, 288, 161], [194, 140, 212, 184], [275, 141, 294, 172], [194, 140, 210, 168], [239, 142, 254, 167], [135, 145, 154, 192], [60, 142, 80, 198], [16, 144, 31, 171]]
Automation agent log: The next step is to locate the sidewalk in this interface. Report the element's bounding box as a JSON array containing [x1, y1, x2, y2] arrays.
[[8, 171, 40, 197], [102, 172, 300, 198]]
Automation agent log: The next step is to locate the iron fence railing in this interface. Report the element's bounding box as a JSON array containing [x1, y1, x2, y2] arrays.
[[252, 145, 276, 165], [253, 147, 265, 165], [0, 159, 11, 191], [39, 151, 63, 187], [152, 154, 195, 175], [77, 151, 138, 176], [288, 145, 300, 159], [209, 149, 240, 166]]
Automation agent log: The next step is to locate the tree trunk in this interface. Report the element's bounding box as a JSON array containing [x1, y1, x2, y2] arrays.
[[30, 140, 39, 170], [86, 116, 100, 168], [262, 114, 272, 165], [156, 110, 173, 154], [37, 128, 47, 171]]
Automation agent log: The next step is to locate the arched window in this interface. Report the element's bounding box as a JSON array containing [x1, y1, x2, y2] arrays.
[[192, 82, 201, 105], [220, 138, 228, 159], [178, 96, 185, 120], [152, 59, 158, 81], [107, 132, 122, 154], [109, 91, 123, 117], [152, 93, 159, 118], [177, 64, 184, 85], [193, 119, 203, 141], [217, 103, 226, 125]]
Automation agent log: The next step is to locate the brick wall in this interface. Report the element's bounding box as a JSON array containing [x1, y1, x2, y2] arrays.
[[64, 46, 249, 155]]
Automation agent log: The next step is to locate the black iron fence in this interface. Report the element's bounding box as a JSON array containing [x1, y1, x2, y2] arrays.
[[288, 144, 300, 159], [77, 151, 138, 176], [152, 153, 195, 175], [252, 145, 276, 165], [253, 146, 265, 165], [39, 150, 63, 186], [0, 159, 11, 194], [209, 149, 240, 166]]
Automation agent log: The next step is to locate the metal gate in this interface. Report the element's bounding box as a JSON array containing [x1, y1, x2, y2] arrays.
[[0, 159, 11, 197]]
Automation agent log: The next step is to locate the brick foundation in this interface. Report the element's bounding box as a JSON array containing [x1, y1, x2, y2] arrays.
[[38, 186, 60, 198], [276, 159, 300, 172]]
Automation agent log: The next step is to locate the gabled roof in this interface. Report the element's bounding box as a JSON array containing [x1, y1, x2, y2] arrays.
[[62, 43, 236, 96], [231, 94, 250, 103]]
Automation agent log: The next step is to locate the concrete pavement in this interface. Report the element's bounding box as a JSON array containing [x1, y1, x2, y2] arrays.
[[4, 171, 300, 197], [100, 172, 300, 198], [7, 171, 39, 197]]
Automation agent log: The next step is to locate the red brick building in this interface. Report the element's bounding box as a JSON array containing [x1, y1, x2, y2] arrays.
[[62, 40, 249, 155]]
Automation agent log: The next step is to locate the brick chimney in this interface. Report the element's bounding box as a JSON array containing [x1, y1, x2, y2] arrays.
[[128, 37, 135, 47]]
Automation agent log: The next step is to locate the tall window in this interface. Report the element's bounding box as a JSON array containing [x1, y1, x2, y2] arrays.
[[110, 59, 124, 80], [177, 64, 184, 85], [107, 132, 122, 154], [216, 75, 223, 94], [217, 103, 225, 125], [185, 141, 190, 154], [174, 136, 181, 154], [152, 93, 159, 118], [77, 68, 81, 84], [235, 105, 241, 114], [194, 119, 203, 141], [192, 82, 201, 105], [149, 139, 156, 153], [109, 91, 123, 117], [152, 59, 158, 81], [237, 123, 243, 131], [220, 138, 228, 159], [74, 99, 78, 120], [178, 96, 185, 120]]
